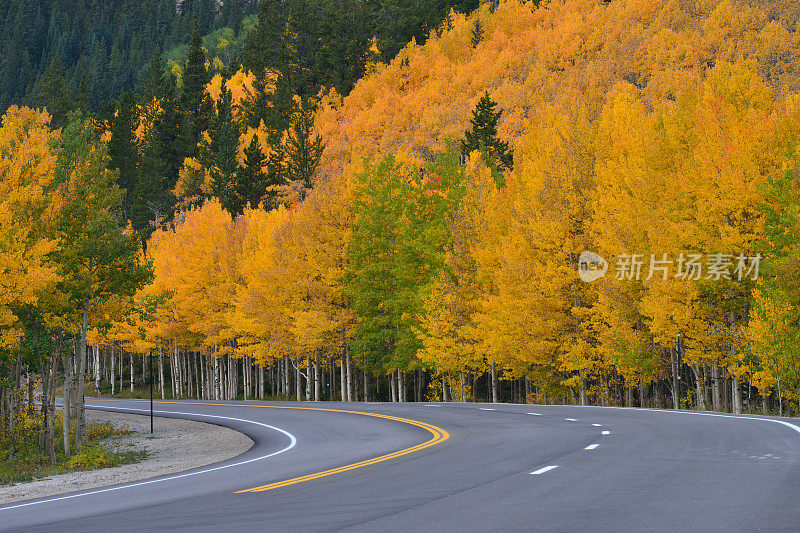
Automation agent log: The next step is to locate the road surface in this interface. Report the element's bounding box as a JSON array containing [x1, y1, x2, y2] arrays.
[[2, 398, 800, 532]]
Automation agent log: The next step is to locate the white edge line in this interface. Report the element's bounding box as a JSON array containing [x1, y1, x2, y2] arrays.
[[585, 443, 599, 450], [0, 405, 297, 511], [526, 412, 541, 416], [571, 405, 800, 437], [530, 465, 558, 475], [479, 408, 496, 411], [565, 418, 577, 421], [527, 405, 800, 440]]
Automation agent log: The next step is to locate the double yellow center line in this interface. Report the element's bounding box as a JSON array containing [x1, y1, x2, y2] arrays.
[[94, 399, 449, 493]]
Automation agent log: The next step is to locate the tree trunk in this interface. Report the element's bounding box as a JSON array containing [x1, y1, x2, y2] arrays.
[[732, 376, 741, 414], [94, 345, 101, 392], [340, 355, 346, 401], [314, 351, 321, 402], [295, 362, 301, 402], [712, 360, 721, 412], [691, 365, 705, 410], [110, 344, 116, 395], [344, 349, 352, 402], [61, 342, 73, 455], [214, 354, 220, 400], [74, 301, 91, 449], [579, 369, 586, 406], [283, 355, 290, 399], [670, 347, 679, 410], [491, 361, 499, 403]]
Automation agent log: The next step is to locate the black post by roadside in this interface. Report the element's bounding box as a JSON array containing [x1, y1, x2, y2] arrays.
[[149, 352, 154, 433]]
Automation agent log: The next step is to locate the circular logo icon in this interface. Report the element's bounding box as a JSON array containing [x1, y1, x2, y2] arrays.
[[578, 251, 608, 282]]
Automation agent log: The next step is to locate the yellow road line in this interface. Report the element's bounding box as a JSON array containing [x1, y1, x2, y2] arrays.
[[94, 398, 449, 493]]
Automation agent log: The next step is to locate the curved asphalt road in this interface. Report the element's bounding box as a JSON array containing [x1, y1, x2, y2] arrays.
[[2, 399, 800, 532]]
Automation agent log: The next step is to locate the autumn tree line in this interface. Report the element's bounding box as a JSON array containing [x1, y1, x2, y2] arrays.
[[5, 0, 800, 465]]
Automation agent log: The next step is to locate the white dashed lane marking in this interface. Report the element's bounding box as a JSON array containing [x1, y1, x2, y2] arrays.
[[530, 465, 558, 475]]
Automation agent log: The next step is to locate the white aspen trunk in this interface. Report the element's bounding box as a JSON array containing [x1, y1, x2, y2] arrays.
[[214, 354, 220, 400], [129, 352, 134, 392], [712, 360, 721, 412], [259, 364, 265, 399], [94, 345, 100, 391], [363, 369, 369, 402], [691, 365, 705, 410], [390, 372, 397, 402], [579, 369, 586, 406], [243, 357, 249, 401], [75, 301, 90, 449], [460, 371, 465, 402], [305, 355, 311, 400], [346, 350, 353, 402], [314, 351, 321, 402], [340, 356, 346, 401], [110, 345, 116, 395], [491, 361, 498, 403], [283, 356, 290, 398], [61, 348, 73, 455], [159, 350, 165, 400], [295, 363, 301, 401], [670, 348, 680, 410], [201, 355, 207, 400], [442, 376, 448, 402], [733, 376, 741, 414], [169, 353, 175, 398], [187, 351, 194, 398]]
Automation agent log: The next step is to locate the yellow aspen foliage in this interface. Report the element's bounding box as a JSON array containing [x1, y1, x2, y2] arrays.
[[230, 205, 294, 366], [0, 106, 60, 347]]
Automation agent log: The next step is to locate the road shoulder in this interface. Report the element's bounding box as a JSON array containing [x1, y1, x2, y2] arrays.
[[0, 409, 253, 505]]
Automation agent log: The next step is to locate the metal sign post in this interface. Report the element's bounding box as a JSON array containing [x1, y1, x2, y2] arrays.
[[149, 352, 154, 433]]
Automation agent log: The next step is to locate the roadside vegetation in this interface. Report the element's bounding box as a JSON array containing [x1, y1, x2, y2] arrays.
[[0, 398, 146, 485]]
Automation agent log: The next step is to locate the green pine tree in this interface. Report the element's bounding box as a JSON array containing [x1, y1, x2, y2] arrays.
[[180, 19, 213, 158], [242, 0, 286, 76], [237, 135, 270, 209], [108, 91, 139, 218], [203, 88, 243, 214], [460, 91, 513, 183], [470, 17, 484, 48], [285, 98, 324, 191], [36, 57, 74, 129]]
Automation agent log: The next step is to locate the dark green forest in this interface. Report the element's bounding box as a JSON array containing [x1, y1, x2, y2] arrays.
[[1, 0, 480, 242], [0, 0, 479, 121]]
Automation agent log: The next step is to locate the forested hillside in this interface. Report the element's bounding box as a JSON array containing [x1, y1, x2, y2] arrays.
[[0, 0, 237, 117], [0, 0, 480, 122], [4, 0, 800, 467]]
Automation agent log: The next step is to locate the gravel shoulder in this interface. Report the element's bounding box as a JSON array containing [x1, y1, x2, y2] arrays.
[[0, 410, 254, 505]]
